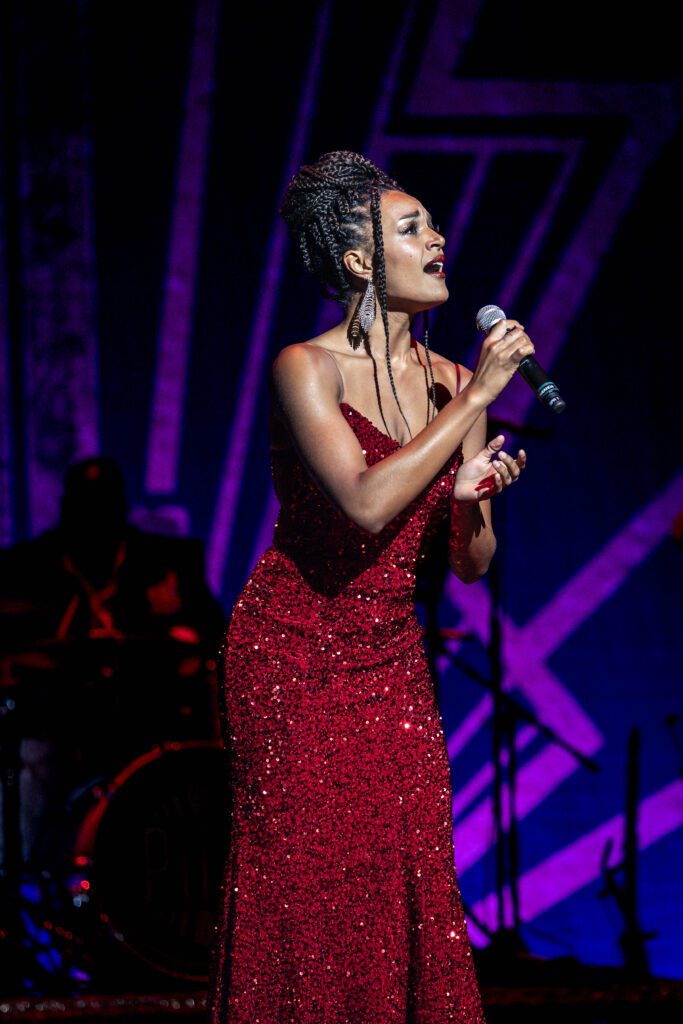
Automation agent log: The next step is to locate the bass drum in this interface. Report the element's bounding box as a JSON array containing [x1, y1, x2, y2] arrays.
[[57, 740, 231, 984]]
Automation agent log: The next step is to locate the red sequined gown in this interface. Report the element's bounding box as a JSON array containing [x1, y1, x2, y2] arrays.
[[207, 402, 486, 1024]]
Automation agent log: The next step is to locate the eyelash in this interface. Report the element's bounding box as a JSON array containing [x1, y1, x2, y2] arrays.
[[401, 222, 441, 235]]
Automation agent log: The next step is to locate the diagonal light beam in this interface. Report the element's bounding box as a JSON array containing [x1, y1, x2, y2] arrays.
[[207, 1, 333, 593], [145, 0, 221, 496], [466, 779, 683, 944], [446, 470, 683, 870]]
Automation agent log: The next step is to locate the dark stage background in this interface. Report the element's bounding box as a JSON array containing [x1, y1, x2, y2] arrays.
[[1, 0, 682, 985]]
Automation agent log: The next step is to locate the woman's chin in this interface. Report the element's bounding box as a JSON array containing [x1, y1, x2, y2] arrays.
[[422, 279, 449, 309], [417, 289, 449, 313], [389, 285, 449, 317]]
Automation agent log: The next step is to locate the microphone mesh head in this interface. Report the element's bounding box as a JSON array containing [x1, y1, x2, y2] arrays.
[[476, 304, 506, 333]]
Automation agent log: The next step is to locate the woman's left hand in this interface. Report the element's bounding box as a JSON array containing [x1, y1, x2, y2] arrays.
[[452, 434, 526, 503]]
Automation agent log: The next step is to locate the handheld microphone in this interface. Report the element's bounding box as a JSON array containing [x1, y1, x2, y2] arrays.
[[476, 304, 566, 414]]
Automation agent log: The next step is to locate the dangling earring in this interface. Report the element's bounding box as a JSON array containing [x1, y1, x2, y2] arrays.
[[359, 277, 376, 333], [349, 278, 376, 350]]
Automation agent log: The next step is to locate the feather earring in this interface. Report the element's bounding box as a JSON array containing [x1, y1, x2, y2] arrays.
[[358, 278, 376, 333], [349, 278, 376, 349]]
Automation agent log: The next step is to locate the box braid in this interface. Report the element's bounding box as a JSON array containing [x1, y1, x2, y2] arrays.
[[280, 150, 438, 441]]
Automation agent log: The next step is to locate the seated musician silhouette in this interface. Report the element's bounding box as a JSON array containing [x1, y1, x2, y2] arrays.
[[2, 456, 224, 647]]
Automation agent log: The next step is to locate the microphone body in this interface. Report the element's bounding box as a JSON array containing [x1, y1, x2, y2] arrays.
[[476, 304, 566, 415]]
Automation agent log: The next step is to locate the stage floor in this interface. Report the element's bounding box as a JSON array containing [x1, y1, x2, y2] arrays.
[[1, 983, 683, 1023]]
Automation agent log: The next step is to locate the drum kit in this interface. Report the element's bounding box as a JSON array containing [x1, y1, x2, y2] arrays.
[[0, 601, 230, 996]]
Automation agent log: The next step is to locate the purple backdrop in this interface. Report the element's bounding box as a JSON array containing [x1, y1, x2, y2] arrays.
[[1, 0, 682, 979]]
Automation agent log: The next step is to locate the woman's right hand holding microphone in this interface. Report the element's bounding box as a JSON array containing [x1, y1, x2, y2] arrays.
[[468, 318, 535, 406]]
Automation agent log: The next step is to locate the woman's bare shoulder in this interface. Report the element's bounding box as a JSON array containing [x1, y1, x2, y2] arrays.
[[271, 335, 345, 411], [273, 337, 327, 362], [273, 336, 337, 373], [273, 327, 346, 366]]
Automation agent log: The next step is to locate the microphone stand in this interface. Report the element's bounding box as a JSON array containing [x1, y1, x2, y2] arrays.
[[481, 519, 600, 972], [425, 496, 600, 979], [487, 544, 526, 956]]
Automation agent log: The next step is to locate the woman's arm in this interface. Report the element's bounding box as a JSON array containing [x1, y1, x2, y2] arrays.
[[447, 399, 497, 583], [446, 366, 526, 582], [271, 320, 533, 535]]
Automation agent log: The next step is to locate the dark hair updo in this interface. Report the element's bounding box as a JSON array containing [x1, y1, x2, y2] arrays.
[[280, 150, 437, 440]]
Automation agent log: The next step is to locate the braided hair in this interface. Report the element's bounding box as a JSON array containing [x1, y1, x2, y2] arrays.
[[280, 150, 438, 441]]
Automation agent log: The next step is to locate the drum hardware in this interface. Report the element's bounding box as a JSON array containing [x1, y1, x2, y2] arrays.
[[1, 631, 223, 994], [40, 740, 230, 987]]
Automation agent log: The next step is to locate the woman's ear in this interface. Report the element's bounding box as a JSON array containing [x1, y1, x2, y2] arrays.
[[342, 247, 373, 285]]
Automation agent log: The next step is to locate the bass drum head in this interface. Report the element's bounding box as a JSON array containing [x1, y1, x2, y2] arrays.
[[71, 740, 230, 982]]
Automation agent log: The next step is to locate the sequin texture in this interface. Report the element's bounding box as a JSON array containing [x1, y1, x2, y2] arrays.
[[207, 403, 486, 1023]]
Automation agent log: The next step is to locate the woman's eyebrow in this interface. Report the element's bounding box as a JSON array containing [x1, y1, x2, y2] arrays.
[[397, 208, 435, 226]]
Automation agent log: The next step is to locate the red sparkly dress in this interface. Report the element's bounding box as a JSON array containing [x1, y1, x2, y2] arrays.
[[207, 402, 486, 1024]]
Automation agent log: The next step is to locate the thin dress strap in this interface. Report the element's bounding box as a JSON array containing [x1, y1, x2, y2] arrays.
[[319, 346, 345, 401]]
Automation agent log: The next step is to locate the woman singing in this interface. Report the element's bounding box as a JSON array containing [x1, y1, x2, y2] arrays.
[[207, 151, 533, 1023]]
